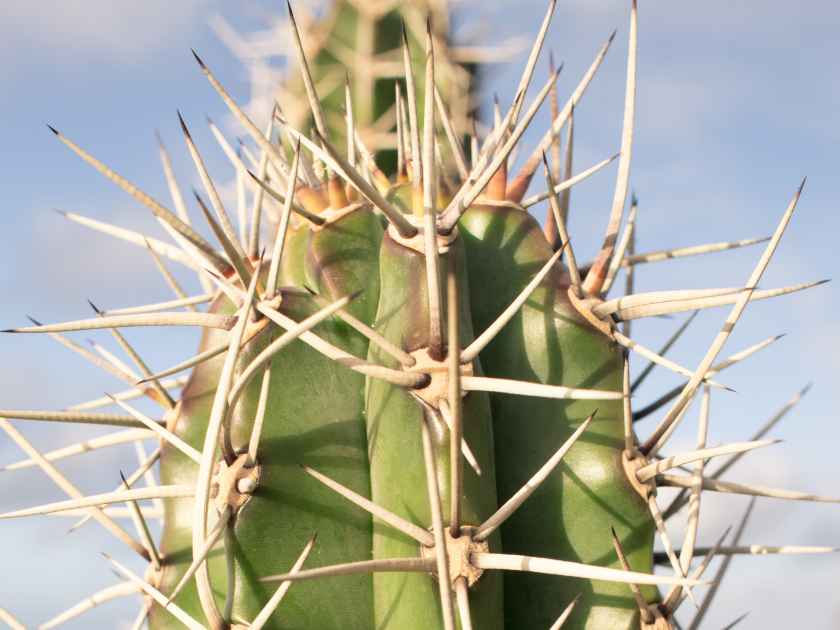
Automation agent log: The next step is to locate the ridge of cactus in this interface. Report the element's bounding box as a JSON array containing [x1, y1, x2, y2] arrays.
[[0, 2, 836, 630]]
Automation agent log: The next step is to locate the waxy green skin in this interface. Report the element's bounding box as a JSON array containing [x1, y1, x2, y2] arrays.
[[365, 229, 503, 630], [459, 204, 656, 629]]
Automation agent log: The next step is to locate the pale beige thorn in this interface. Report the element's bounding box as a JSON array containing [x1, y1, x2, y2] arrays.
[[37, 323, 136, 386], [192, 264, 260, 630], [610, 527, 654, 623], [638, 439, 779, 482], [613, 330, 731, 391], [0, 484, 194, 519], [167, 506, 233, 605], [543, 155, 581, 289], [582, 0, 637, 296], [396, 83, 406, 175], [470, 551, 705, 587], [266, 141, 301, 297], [179, 112, 249, 265], [303, 465, 433, 546], [642, 180, 807, 455], [515, 29, 616, 191], [245, 365, 272, 467], [687, 499, 756, 630], [548, 52, 562, 185], [68, 447, 162, 532], [260, 556, 435, 584], [5, 311, 235, 334], [440, 69, 560, 231], [223, 514, 236, 621], [0, 409, 156, 429], [228, 292, 357, 414], [476, 412, 595, 541], [207, 116, 248, 176], [462, 376, 622, 401], [307, 290, 415, 367], [446, 254, 463, 535], [709, 333, 787, 375], [143, 238, 198, 310], [463, 248, 564, 363], [38, 581, 140, 630], [105, 554, 207, 630], [621, 226, 635, 338], [286, 1, 328, 137], [658, 474, 840, 503], [309, 129, 418, 238], [49, 127, 228, 272], [119, 472, 162, 571], [36, 506, 162, 520], [420, 408, 457, 630], [2, 428, 152, 472], [135, 439, 163, 514], [631, 311, 698, 393], [602, 195, 639, 294], [257, 302, 426, 388], [401, 25, 422, 186], [111, 397, 201, 464], [192, 191, 253, 289], [647, 494, 694, 607], [558, 98, 575, 227], [607, 281, 826, 321], [138, 344, 228, 384], [89, 339, 140, 382], [103, 293, 213, 316], [156, 132, 191, 227], [454, 577, 473, 630], [623, 236, 769, 267], [434, 86, 469, 181], [595, 287, 744, 319], [247, 167, 324, 228], [1, 607, 26, 630], [247, 113, 275, 258], [344, 76, 357, 168], [509, 0, 557, 124], [129, 600, 152, 630], [622, 352, 634, 452], [75, 376, 174, 410], [520, 154, 619, 209], [251, 534, 317, 630], [549, 595, 580, 630], [59, 210, 199, 270], [493, 95, 503, 137], [682, 544, 840, 558], [678, 385, 710, 580], [438, 400, 482, 477], [664, 524, 730, 613]]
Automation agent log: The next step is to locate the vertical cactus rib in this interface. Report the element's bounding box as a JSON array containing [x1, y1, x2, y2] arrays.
[[446, 254, 463, 535]]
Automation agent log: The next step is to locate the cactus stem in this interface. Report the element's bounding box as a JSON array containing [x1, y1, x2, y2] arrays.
[[419, 408, 457, 630], [446, 254, 464, 534], [583, 0, 637, 297], [519, 152, 618, 209], [602, 193, 638, 294], [1, 428, 152, 472], [686, 499, 755, 630], [68, 447, 163, 533], [475, 411, 596, 542], [632, 311, 699, 393], [49, 127, 229, 274], [613, 330, 732, 391], [462, 248, 564, 364], [462, 375, 623, 401], [4, 311, 237, 334], [111, 397, 201, 464], [302, 464, 435, 546], [105, 554, 207, 630], [261, 556, 436, 584], [0, 484, 194, 519], [543, 155, 582, 292], [609, 526, 655, 624], [454, 577, 473, 630], [39, 581, 141, 630], [102, 293, 215, 317], [119, 471, 162, 570], [250, 534, 317, 630], [548, 595, 580, 630], [167, 505, 233, 605], [470, 551, 704, 587], [508, 29, 616, 202], [624, 236, 771, 267], [643, 180, 807, 456]]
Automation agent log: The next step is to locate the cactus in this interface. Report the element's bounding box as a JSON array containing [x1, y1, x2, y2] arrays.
[[0, 2, 836, 629]]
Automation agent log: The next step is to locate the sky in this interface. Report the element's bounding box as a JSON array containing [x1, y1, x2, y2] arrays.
[[0, 1, 838, 628]]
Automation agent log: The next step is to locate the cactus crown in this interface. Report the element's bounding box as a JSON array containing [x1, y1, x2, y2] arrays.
[[0, 1, 833, 629]]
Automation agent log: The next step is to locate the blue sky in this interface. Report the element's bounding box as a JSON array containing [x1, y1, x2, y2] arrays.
[[0, 1, 838, 627]]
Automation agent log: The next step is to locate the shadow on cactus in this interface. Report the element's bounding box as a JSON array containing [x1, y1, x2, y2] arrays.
[[0, 1, 835, 629]]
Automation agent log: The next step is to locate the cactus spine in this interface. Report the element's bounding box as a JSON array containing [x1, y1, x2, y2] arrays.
[[0, 2, 835, 630]]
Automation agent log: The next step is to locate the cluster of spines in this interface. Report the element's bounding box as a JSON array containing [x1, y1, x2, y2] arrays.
[[0, 1, 835, 629]]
